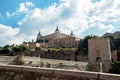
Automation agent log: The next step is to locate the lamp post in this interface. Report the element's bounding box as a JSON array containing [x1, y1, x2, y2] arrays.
[[36, 43, 41, 66]]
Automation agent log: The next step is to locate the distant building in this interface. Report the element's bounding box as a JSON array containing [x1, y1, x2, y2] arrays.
[[36, 26, 80, 48]]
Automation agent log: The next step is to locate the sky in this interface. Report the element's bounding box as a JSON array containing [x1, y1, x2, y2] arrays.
[[0, 0, 120, 46]]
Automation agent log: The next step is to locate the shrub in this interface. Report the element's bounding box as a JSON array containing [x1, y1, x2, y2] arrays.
[[35, 47, 41, 51], [109, 61, 120, 74]]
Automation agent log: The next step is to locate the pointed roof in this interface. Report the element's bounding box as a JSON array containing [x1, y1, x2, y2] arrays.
[[55, 26, 60, 33], [70, 30, 74, 36], [37, 31, 42, 40], [38, 31, 42, 37]]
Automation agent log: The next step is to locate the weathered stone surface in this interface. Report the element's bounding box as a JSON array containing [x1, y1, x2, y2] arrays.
[[0, 56, 88, 71], [100, 73, 120, 80], [88, 38, 112, 72], [0, 65, 120, 80]]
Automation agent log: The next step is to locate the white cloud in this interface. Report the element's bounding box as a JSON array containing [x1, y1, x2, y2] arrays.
[[18, 2, 33, 13], [0, 24, 23, 46], [1, 0, 120, 46], [90, 22, 115, 32], [6, 12, 11, 17], [0, 14, 3, 19], [6, 2, 34, 17], [18, 0, 120, 41]]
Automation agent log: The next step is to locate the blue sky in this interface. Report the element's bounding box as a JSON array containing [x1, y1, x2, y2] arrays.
[[0, 0, 120, 46], [0, 0, 59, 27]]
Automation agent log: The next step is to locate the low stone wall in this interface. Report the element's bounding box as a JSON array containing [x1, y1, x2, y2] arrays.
[[40, 51, 74, 60], [0, 65, 120, 80], [0, 56, 88, 71], [1, 50, 88, 61], [0, 56, 15, 64], [14, 50, 76, 61]]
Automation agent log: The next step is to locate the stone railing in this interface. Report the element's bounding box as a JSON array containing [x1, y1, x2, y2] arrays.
[[0, 64, 120, 80]]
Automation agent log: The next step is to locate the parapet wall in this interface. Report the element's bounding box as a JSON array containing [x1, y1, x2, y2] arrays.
[[0, 65, 120, 80]]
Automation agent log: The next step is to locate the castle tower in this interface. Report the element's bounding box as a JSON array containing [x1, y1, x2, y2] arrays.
[[55, 26, 60, 39], [36, 31, 42, 42], [88, 38, 112, 72]]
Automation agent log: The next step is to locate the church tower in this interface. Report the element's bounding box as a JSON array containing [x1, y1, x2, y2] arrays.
[[36, 31, 42, 42]]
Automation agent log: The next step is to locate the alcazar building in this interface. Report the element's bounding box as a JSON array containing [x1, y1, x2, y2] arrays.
[[36, 27, 80, 48]]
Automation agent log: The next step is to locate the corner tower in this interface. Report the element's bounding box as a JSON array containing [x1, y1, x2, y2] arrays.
[[55, 26, 60, 33], [70, 30, 74, 37], [36, 31, 42, 42]]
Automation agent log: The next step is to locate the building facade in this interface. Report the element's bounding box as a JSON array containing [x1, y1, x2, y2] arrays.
[[36, 27, 80, 48]]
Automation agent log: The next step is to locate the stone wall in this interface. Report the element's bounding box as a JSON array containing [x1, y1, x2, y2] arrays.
[[0, 56, 15, 64], [0, 64, 120, 80], [0, 56, 88, 71], [0, 50, 88, 62], [14, 50, 77, 61], [88, 38, 112, 72], [41, 50, 75, 60]]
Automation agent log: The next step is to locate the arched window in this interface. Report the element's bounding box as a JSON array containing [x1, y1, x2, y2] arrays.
[[96, 57, 101, 63]]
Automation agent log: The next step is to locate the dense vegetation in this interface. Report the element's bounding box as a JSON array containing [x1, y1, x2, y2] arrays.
[[103, 34, 120, 51], [0, 45, 27, 55], [109, 61, 120, 74], [78, 35, 98, 55], [0, 45, 10, 54], [13, 45, 27, 52], [77, 33, 120, 55], [103, 34, 120, 61]]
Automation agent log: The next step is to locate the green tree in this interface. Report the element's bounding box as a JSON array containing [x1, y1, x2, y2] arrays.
[[114, 38, 120, 50], [0, 45, 10, 54], [114, 38, 120, 61], [13, 45, 27, 52], [2, 45, 10, 49], [13, 47, 20, 52], [35, 47, 41, 51], [78, 35, 98, 55], [110, 61, 120, 74], [103, 34, 116, 51]]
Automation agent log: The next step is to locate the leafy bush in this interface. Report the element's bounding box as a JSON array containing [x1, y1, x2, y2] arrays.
[[35, 47, 41, 51], [78, 35, 98, 55], [109, 61, 120, 74], [13, 45, 27, 52]]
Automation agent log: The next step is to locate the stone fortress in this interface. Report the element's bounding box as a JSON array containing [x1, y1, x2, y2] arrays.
[[0, 38, 120, 80], [36, 26, 80, 48]]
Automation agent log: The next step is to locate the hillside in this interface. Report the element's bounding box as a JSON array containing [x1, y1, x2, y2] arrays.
[[103, 31, 120, 38]]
